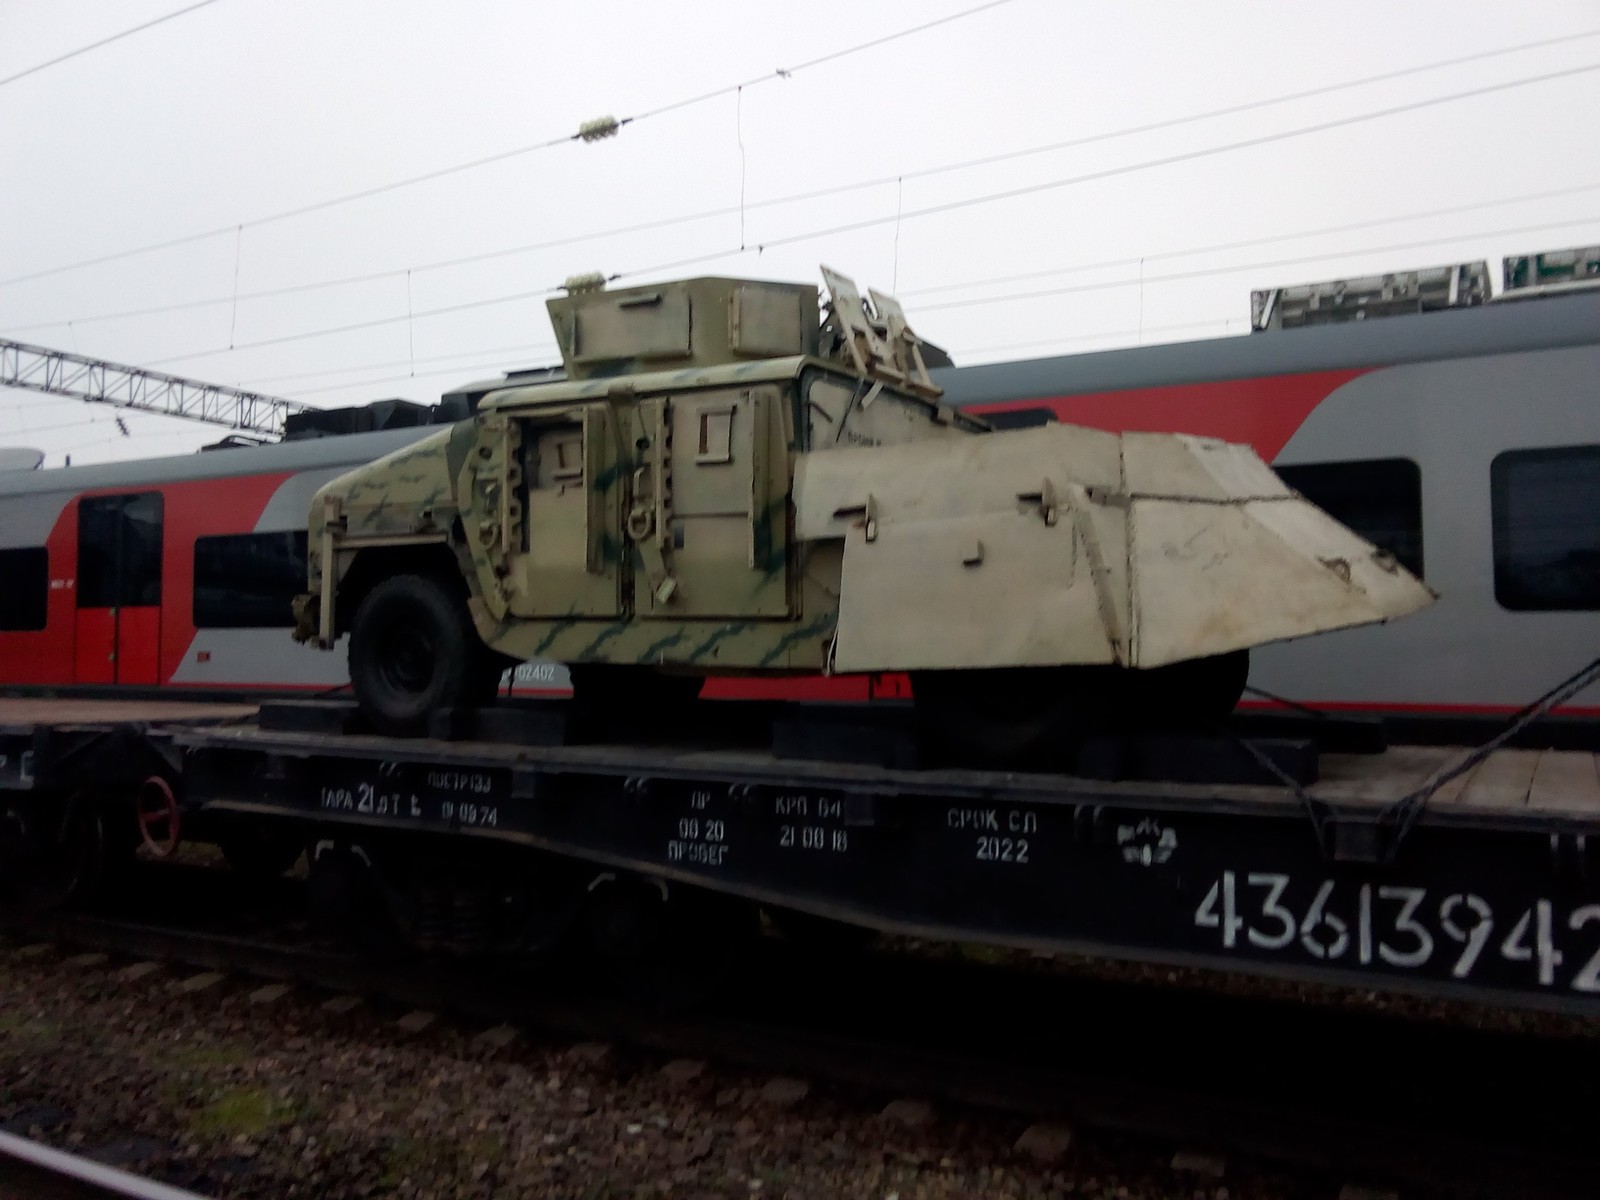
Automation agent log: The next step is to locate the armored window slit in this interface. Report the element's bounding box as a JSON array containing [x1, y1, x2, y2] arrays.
[[695, 403, 736, 465]]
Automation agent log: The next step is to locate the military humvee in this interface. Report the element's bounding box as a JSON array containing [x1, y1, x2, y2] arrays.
[[292, 267, 1433, 760]]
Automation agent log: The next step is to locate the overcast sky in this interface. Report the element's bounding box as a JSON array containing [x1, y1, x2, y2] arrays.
[[2, 0, 1597, 465]]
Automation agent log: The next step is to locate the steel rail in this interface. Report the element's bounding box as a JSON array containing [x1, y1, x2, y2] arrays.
[[0, 1130, 211, 1200]]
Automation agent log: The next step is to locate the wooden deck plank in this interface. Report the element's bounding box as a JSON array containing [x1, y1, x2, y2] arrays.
[[1413, 754, 1484, 808], [1317, 745, 1454, 803], [0, 698, 257, 726], [1457, 748, 1543, 810], [1526, 751, 1600, 815]]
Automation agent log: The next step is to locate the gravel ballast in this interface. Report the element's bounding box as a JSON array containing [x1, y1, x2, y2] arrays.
[[0, 938, 1329, 1200]]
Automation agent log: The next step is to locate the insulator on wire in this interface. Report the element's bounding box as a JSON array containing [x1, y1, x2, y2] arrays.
[[577, 115, 621, 142], [562, 272, 608, 295]]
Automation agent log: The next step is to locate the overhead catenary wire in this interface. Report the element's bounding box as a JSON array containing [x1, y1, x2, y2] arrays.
[[238, 339, 559, 389], [912, 213, 1600, 316], [947, 319, 1233, 363], [897, 181, 1600, 298], [0, 0, 1024, 290], [607, 59, 1600, 280], [10, 27, 1600, 337], [256, 210, 1600, 391], [133, 60, 1600, 370], [281, 354, 562, 400], [0, 0, 228, 89], [228, 182, 1598, 389]]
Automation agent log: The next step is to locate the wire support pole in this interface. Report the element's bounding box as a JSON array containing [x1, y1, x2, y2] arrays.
[[0, 337, 310, 437]]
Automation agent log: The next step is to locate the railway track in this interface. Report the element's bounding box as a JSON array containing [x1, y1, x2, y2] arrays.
[[7, 861, 1598, 1199], [0, 1130, 211, 1200]]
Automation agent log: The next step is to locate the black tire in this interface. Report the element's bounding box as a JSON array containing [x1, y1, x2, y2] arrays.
[[913, 651, 1251, 766], [1114, 649, 1251, 726], [913, 667, 1095, 766], [348, 573, 482, 736]]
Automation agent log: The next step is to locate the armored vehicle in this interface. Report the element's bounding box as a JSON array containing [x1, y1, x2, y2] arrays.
[[292, 268, 1434, 760]]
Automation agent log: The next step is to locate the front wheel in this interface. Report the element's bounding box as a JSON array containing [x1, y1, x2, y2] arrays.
[[348, 573, 484, 736], [912, 651, 1251, 767]]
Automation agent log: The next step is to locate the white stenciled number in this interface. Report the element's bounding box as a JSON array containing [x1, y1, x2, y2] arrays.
[[1195, 871, 1243, 949], [1245, 872, 1295, 950], [1298, 880, 1349, 959], [1566, 905, 1600, 993], [1439, 893, 1493, 978], [1500, 899, 1563, 986], [1378, 885, 1433, 968], [975, 836, 1030, 864]]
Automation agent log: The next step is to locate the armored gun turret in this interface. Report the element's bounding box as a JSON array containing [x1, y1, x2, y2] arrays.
[[292, 267, 1434, 762]]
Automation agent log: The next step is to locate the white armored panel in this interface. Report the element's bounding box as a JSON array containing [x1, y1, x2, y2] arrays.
[[829, 508, 1114, 671], [793, 423, 1123, 541], [801, 421, 1433, 675], [1120, 432, 1291, 501], [1128, 496, 1431, 668]]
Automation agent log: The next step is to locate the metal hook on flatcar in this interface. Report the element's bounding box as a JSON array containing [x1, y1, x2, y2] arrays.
[[135, 775, 181, 859]]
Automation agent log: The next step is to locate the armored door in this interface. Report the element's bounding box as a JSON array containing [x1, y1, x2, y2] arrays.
[[631, 387, 792, 618], [501, 404, 625, 619]]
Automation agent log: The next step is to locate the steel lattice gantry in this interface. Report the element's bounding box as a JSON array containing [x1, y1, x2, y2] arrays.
[[0, 338, 312, 437]]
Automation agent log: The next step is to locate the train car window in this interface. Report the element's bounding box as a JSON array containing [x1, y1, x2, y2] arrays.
[[77, 492, 163, 608], [193, 532, 309, 628], [977, 406, 1057, 430], [1275, 458, 1425, 579], [1491, 446, 1600, 611], [0, 547, 48, 631]]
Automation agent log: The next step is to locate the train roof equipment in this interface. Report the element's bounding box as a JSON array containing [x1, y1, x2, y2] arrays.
[[1249, 242, 1600, 332]]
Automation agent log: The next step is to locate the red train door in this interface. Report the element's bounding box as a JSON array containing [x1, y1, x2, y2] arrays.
[[74, 492, 164, 685]]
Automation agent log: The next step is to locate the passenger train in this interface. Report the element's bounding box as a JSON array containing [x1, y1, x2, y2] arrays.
[[2, 257, 1598, 731]]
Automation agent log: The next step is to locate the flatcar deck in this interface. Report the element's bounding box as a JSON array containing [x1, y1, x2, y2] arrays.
[[178, 722, 1600, 825], [0, 698, 255, 793], [0, 699, 258, 727]]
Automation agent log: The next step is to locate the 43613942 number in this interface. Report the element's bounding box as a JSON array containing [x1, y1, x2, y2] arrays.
[[1194, 870, 1600, 992]]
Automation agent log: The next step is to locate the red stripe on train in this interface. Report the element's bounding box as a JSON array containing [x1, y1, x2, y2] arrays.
[[974, 368, 1370, 460]]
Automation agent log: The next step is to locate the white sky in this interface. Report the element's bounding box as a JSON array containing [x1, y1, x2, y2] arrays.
[[2, 0, 1597, 465]]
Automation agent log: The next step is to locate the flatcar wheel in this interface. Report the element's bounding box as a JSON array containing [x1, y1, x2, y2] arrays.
[[348, 573, 479, 736], [765, 906, 877, 955], [583, 878, 756, 1009], [307, 842, 409, 959], [219, 827, 305, 880], [911, 667, 1091, 767], [7, 800, 108, 913]]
